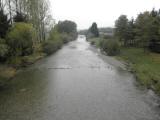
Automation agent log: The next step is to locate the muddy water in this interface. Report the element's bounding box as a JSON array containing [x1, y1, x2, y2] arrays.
[[0, 35, 160, 120]]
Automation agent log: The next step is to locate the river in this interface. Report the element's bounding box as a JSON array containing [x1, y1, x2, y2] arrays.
[[0, 35, 160, 120]]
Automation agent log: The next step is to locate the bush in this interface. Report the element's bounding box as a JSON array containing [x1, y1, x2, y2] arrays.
[[60, 33, 70, 43], [42, 28, 63, 55], [69, 32, 78, 40], [43, 40, 63, 55], [6, 22, 34, 56], [100, 39, 120, 56], [0, 43, 9, 61], [0, 38, 9, 61], [0, 38, 6, 44], [43, 24, 77, 55], [56, 20, 77, 34], [13, 12, 28, 23], [91, 40, 95, 45], [7, 56, 23, 67]]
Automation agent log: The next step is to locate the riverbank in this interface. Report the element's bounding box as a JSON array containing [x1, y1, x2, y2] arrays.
[[0, 36, 78, 88], [117, 47, 160, 93], [88, 37, 160, 94], [1, 35, 160, 120], [0, 52, 46, 88]]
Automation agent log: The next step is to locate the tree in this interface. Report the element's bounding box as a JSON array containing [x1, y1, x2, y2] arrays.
[[89, 22, 99, 37], [6, 23, 34, 56], [6, 0, 12, 24], [13, 12, 28, 22], [43, 27, 63, 55], [0, 41, 9, 61], [56, 20, 78, 40], [126, 18, 136, 46], [135, 12, 157, 50], [0, 9, 10, 38], [57, 20, 77, 34], [115, 15, 128, 46], [0, 0, 5, 10]]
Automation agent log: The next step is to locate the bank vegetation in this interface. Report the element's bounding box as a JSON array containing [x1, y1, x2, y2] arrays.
[[0, 0, 77, 87], [85, 8, 160, 94]]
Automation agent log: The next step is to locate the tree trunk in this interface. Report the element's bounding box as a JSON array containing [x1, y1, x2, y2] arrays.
[[8, 0, 12, 24]]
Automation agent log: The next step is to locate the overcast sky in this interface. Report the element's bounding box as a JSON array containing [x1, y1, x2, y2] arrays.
[[50, 0, 160, 30]]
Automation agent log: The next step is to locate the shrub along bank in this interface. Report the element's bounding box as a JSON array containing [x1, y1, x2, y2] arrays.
[[87, 37, 160, 94], [42, 20, 78, 55], [117, 48, 160, 93], [88, 36, 120, 56], [0, 20, 78, 87], [86, 8, 160, 94]]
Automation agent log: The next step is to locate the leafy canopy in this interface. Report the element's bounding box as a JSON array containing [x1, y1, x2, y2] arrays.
[[6, 23, 35, 56]]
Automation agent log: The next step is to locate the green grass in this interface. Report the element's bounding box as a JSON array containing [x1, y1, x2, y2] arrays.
[[88, 37, 160, 93], [117, 47, 160, 93]]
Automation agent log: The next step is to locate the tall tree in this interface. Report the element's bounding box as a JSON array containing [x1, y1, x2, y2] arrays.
[[135, 12, 155, 49], [115, 15, 128, 46], [57, 20, 77, 34], [126, 18, 135, 46], [7, 0, 12, 24], [0, 9, 10, 38], [89, 22, 99, 37], [13, 12, 28, 22]]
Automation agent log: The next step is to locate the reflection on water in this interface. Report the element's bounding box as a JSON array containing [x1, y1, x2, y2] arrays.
[[0, 35, 160, 120]]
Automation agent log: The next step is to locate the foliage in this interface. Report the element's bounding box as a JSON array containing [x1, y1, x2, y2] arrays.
[[125, 18, 136, 46], [114, 8, 160, 93], [115, 15, 128, 46], [56, 20, 78, 41], [60, 33, 71, 43], [115, 9, 160, 53], [3, 0, 53, 42], [88, 37, 101, 47], [42, 28, 63, 55], [43, 40, 62, 55], [117, 47, 160, 93], [89, 22, 99, 37], [99, 39, 120, 56], [57, 20, 77, 34], [13, 12, 28, 23], [0, 9, 10, 38], [0, 38, 6, 44], [6, 23, 34, 56], [0, 44, 9, 61], [7, 56, 23, 67], [135, 12, 154, 47], [43, 20, 78, 55], [135, 10, 160, 51]]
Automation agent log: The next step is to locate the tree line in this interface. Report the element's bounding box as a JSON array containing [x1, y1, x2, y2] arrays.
[[85, 8, 160, 55], [0, 0, 53, 41], [0, 0, 77, 64], [82, 22, 99, 38], [43, 20, 78, 55], [115, 8, 160, 53]]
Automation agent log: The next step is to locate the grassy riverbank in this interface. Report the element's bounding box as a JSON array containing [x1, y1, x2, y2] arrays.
[[88, 37, 160, 94], [0, 20, 78, 88], [0, 52, 46, 87], [0, 36, 76, 87], [117, 48, 160, 93]]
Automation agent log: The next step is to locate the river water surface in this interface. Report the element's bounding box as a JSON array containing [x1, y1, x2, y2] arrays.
[[0, 35, 160, 120]]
